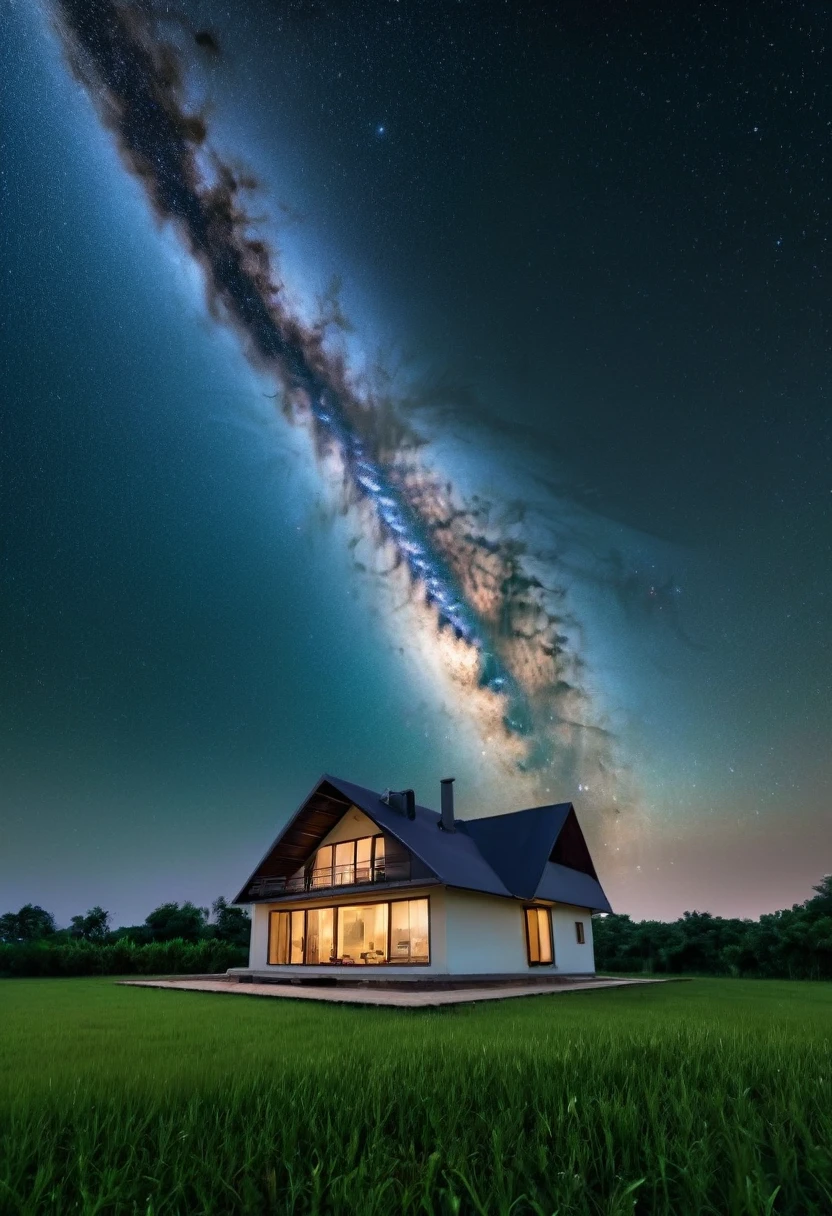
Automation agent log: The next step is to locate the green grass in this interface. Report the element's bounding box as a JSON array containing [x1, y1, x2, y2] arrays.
[[0, 978, 830, 1215]]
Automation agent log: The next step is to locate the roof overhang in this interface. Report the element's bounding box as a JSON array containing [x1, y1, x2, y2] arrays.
[[233, 776, 355, 903]]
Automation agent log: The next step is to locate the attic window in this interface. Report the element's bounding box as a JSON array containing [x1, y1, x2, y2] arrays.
[[310, 836, 385, 889]]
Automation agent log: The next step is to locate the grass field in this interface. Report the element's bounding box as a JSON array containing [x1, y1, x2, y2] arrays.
[[0, 978, 830, 1215]]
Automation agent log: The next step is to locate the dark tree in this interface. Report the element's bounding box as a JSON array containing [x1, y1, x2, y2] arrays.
[[210, 897, 251, 947], [69, 906, 111, 942], [809, 874, 832, 915], [108, 924, 151, 944], [0, 904, 57, 943], [593, 874, 832, 980], [143, 901, 209, 943]]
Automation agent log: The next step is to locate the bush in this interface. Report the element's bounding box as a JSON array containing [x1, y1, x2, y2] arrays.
[[0, 938, 247, 978]]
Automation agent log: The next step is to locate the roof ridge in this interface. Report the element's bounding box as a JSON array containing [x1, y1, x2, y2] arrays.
[[463, 801, 572, 826], [323, 772, 441, 819], [234, 774, 609, 910]]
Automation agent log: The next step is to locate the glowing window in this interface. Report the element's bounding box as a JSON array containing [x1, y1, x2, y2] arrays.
[[390, 897, 429, 963], [525, 907, 553, 965], [356, 836, 373, 884], [268, 911, 290, 965], [268, 897, 430, 966], [312, 835, 384, 887], [305, 907, 335, 964], [311, 845, 333, 888], [337, 902, 388, 964], [333, 841, 356, 886], [290, 910, 305, 964]]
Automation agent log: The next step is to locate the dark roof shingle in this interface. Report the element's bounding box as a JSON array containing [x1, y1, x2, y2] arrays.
[[235, 773, 612, 912]]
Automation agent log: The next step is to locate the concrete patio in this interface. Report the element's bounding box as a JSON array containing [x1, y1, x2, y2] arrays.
[[119, 975, 675, 1008]]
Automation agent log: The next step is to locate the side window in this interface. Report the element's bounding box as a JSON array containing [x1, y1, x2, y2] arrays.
[[525, 907, 553, 965], [575, 921, 585, 944]]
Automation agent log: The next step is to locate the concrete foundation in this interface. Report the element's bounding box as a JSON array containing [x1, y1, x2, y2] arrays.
[[119, 975, 678, 1008]]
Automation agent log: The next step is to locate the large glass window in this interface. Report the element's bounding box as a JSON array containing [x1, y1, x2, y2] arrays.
[[390, 897, 429, 963], [290, 909, 305, 964], [337, 903, 388, 964], [287, 835, 390, 894], [310, 835, 387, 890], [334, 841, 356, 886], [525, 907, 553, 965], [268, 898, 429, 966], [268, 910, 290, 964], [355, 836, 373, 884], [306, 907, 335, 964]]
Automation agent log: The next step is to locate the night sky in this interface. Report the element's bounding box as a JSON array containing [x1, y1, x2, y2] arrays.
[[2, 0, 829, 928]]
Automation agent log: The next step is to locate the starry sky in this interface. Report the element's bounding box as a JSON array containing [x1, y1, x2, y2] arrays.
[[1, 0, 829, 928]]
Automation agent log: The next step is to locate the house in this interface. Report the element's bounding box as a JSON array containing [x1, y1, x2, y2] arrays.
[[231, 773, 612, 983]]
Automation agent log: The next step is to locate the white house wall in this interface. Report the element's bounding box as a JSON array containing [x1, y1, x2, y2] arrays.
[[444, 892, 597, 976], [444, 889, 530, 975], [317, 806, 380, 848], [552, 904, 595, 974], [247, 891, 597, 977], [249, 902, 270, 970]]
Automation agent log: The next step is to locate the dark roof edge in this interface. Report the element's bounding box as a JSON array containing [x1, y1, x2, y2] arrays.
[[469, 802, 578, 899], [321, 773, 442, 884], [459, 802, 573, 827], [533, 803, 576, 894], [233, 773, 445, 904], [234, 777, 609, 910], [232, 773, 340, 904]]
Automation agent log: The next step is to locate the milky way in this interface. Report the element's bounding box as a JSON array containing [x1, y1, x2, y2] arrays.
[[52, 0, 625, 807]]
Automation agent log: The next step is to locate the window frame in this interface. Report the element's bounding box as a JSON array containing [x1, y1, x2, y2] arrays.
[[268, 895, 431, 967], [524, 906, 554, 967], [307, 833, 386, 890], [575, 920, 585, 945]]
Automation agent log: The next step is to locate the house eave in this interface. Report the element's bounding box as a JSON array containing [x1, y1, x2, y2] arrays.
[[243, 877, 443, 906], [241, 878, 604, 911]]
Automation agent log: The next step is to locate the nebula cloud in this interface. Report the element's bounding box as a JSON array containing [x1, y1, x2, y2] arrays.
[[51, 0, 635, 818]]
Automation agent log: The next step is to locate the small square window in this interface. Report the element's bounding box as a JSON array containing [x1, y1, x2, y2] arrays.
[[575, 921, 585, 944]]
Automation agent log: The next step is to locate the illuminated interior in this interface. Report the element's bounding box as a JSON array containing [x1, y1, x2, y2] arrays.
[[337, 902, 388, 963], [525, 907, 553, 965], [305, 834, 386, 889], [269, 897, 430, 965]]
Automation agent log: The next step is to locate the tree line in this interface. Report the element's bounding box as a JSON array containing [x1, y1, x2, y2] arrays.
[[592, 875, 832, 980], [0, 898, 250, 977], [3, 877, 830, 980]]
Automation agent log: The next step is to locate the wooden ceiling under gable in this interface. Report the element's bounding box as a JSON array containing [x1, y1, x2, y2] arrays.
[[250, 780, 353, 882]]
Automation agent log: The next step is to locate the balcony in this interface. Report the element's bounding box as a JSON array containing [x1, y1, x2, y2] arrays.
[[249, 859, 411, 900]]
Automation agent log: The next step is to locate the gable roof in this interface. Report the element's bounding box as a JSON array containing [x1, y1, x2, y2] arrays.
[[535, 862, 611, 911], [326, 775, 512, 899], [460, 802, 609, 912], [234, 773, 612, 911], [460, 804, 573, 900]]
